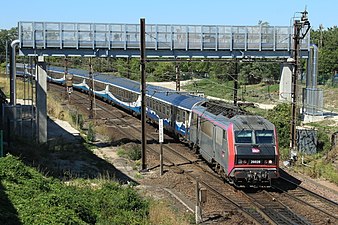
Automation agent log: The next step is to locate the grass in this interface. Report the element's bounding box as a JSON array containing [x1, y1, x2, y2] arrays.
[[183, 79, 234, 100], [148, 200, 193, 225], [0, 74, 35, 101], [183, 78, 280, 103], [183, 78, 338, 110], [117, 143, 142, 161], [320, 84, 338, 111], [292, 147, 338, 185]]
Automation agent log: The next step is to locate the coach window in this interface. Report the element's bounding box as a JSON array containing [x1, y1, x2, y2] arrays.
[[177, 110, 181, 121], [154, 101, 157, 111], [182, 111, 186, 121], [162, 105, 166, 115], [166, 106, 170, 116], [157, 101, 160, 112]]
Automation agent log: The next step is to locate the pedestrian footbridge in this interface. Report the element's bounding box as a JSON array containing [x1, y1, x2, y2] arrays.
[[18, 21, 309, 58]]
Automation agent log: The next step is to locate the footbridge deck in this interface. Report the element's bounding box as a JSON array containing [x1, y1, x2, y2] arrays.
[[18, 21, 310, 58]]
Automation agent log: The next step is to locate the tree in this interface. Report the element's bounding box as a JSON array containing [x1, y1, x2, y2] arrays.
[[0, 27, 18, 62], [239, 62, 279, 84], [311, 26, 338, 84], [266, 103, 292, 149]]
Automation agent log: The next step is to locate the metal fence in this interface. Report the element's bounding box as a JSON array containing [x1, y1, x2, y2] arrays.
[[302, 88, 324, 116]]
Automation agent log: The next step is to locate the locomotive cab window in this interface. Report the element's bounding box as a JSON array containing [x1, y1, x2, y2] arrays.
[[235, 130, 252, 143], [255, 130, 274, 144]]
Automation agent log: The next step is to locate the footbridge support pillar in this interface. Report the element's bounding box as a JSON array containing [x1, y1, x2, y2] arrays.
[[35, 56, 47, 143]]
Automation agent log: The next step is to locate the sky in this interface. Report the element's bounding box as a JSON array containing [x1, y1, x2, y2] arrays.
[[0, 0, 337, 30]]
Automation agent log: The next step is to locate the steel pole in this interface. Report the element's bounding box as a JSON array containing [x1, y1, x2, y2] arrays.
[[89, 57, 94, 119], [140, 18, 147, 171], [175, 63, 180, 91], [290, 21, 300, 154], [233, 60, 238, 106], [5, 40, 8, 76]]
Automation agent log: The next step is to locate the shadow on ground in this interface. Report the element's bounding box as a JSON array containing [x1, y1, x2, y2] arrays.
[[269, 168, 302, 192], [0, 179, 22, 225], [7, 118, 138, 185]]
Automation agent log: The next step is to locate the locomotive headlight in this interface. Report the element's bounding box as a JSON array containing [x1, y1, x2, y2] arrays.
[[238, 159, 243, 164], [268, 160, 273, 164]]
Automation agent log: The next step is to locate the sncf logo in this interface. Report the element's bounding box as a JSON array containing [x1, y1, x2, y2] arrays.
[[252, 148, 260, 153]]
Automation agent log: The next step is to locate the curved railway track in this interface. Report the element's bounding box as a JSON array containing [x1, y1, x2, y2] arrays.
[[49, 83, 337, 225]]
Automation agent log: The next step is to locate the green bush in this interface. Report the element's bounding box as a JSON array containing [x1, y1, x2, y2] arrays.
[[0, 155, 149, 225], [87, 122, 96, 142], [117, 144, 141, 161], [70, 111, 84, 129], [317, 128, 331, 153], [266, 103, 292, 150]]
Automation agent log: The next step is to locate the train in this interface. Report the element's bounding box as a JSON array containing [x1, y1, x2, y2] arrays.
[[18, 64, 280, 187]]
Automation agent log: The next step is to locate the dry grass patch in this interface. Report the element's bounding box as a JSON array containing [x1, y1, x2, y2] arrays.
[[149, 200, 192, 225]]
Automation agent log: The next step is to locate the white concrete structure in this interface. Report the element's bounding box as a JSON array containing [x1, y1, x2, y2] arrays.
[[36, 56, 47, 143], [279, 58, 295, 102]]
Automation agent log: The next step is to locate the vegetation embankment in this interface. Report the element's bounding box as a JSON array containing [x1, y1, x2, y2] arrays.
[[0, 155, 149, 225]]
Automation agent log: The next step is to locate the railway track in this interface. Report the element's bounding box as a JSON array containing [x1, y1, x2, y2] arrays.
[[270, 177, 338, 224], [245, 190, 311, 225], [49, 83, 335, 225]]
